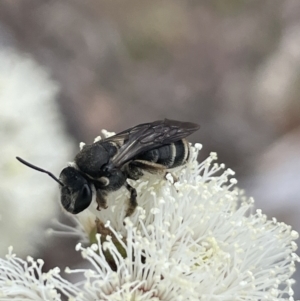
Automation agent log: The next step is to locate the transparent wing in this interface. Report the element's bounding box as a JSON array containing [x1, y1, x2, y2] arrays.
[[105, 119, 199, 168]]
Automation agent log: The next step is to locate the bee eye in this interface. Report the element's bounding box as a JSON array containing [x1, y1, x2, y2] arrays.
[[73, 184, 92, 214], [81, 184, 91, 200]]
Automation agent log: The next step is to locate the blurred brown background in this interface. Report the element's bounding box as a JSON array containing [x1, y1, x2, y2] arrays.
[[0, 0, 299, 296]]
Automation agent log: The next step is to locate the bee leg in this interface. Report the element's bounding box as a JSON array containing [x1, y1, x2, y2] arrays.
[[124, 182, 138, 217], [96, 190, 108, 211], [125, 162, 144, 180]]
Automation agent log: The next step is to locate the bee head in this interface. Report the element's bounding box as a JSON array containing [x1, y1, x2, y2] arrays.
[[59, 167, 94, 214], [16, 157, 94, 215]]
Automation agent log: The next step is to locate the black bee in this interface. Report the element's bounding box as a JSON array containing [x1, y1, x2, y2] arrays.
[[16, 119, 199, 217]]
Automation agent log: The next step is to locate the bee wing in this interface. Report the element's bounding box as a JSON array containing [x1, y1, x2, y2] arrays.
[[107, 119, 199, 168]]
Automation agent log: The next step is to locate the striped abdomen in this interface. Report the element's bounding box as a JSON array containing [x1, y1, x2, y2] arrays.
[[135, 139, 190, 169]]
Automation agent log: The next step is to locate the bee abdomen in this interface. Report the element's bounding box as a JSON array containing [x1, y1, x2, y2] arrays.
[[136, 139, 190, 169], [171, 139, 190, 168]]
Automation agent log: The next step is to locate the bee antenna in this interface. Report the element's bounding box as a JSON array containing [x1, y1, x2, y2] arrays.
[[16, 156, 65, 187]]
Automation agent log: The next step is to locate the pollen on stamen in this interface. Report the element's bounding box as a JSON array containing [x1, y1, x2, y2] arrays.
[[94, 136, 102, 142], [166, 173, 174, 184], [75, 243, 82, 251], [291, 230, 299, 239], [79, 142, 86, 150], [101, 129, 116, 138]]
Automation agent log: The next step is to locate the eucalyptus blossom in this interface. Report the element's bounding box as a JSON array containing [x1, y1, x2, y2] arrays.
[[0, 141, 298, 301]]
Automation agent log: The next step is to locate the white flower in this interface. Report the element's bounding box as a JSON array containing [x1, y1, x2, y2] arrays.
[[0, 246, 62, 300], [0, 47, 74, 256], [0, 142, 299, 300]]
